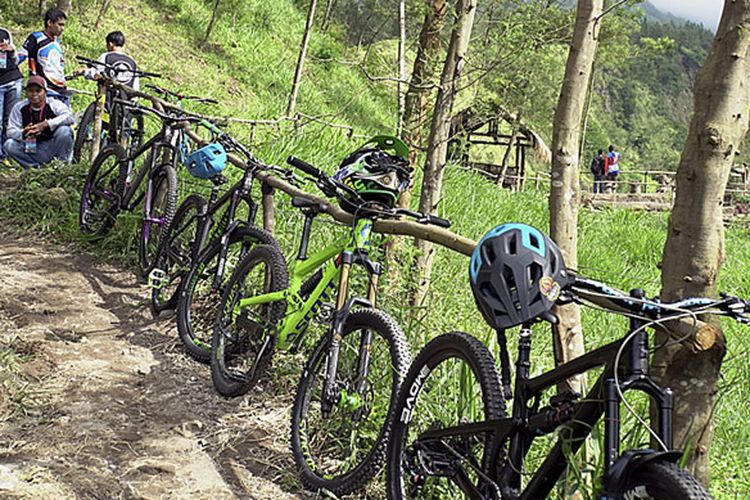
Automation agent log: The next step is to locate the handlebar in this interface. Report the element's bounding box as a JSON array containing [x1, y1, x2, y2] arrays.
[[112, 97, 204, 125], [567, 275, 750, 324], [145, 84, 218, 104], [285, 155, 451, 228], [75, 55, 161, 78]]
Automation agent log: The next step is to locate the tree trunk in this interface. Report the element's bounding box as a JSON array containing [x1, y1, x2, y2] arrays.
[[498, 123, 519, 187], [56, 0, 71, 13], [95, 0, 112, 31], [287, 0, 318, 117], [654, 0, 750, 484], [398, 0, 448, 209], [203, 0, 222, 46], [397, 0, 407, 136], [261, 183, 275, 235], [39, 0, 47, 16], [322, 0, 336, 32], [410, 0, 477, 308], [548, 0, 603, 394]]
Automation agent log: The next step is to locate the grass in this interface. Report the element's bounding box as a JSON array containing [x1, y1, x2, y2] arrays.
[[1, 0, 749, 496]]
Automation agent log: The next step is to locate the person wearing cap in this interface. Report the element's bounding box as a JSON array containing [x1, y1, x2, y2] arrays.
[[3, 75, 73, 168], [0, 26, 23, 164]]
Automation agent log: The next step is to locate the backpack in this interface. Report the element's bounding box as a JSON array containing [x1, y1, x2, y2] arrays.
[[590, 156, 603, 175]]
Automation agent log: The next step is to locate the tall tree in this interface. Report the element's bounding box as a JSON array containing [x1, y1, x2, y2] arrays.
[[288, 0, 318, 116], [654, 0, 750, 483], [203, 0, 222, 46], [56, 0, 71, 13], [548, 0, 603, 392], [399, 0, 448, 204], [397, 0, 407, 136], [410, 0, 477, 307]]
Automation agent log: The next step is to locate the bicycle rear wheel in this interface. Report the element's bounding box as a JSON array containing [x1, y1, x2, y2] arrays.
[[176, 225, 276, 362], [73, 102, 97, 164], [79, 144, 127, 238], [618, 461, 711, 499], [151, 194, 207, 314], [387, 332, 505, 499], [291, 308, 410, 496], [138, 164, 178, 276], [211, 243, 288, 397]]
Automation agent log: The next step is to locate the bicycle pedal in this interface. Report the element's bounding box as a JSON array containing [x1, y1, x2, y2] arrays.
[[148, 268, 168, 290]]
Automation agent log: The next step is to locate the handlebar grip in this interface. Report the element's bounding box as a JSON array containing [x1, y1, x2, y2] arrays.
[[287, 156, 323, 178], [427, 215, 451, 228]]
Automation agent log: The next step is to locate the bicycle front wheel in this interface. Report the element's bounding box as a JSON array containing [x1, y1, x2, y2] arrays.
[[176, 225, 276, 363], [211, 243, 288, 397], [291, 308, 410, 496], [73, 101, 97, 164], [618, 461, 711, 499], [151, 194, 207, 314], [79, 144, 127, 238], [138, 164, 177, 276], [386, 332, 505, 499]]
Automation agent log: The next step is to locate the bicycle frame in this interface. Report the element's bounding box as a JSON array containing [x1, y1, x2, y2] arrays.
[[235, 217, 378, 352], [117, 120, 182, 213], [414, 314, 676, 499]]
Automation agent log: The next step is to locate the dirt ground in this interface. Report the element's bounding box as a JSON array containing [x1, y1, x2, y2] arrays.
[[0, 232, 314, 499]]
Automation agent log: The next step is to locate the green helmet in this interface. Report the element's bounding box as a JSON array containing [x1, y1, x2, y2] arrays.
[[333, 136, 413, 214]]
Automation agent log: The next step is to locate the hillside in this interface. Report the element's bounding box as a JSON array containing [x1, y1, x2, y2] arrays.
[[0, 0, 748, 497]]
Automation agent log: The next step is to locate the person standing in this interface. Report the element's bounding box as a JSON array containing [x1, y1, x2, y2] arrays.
[[0, 27, 23, 164], [17, 8, 68, 106], [605, 144, 621, 190], [590, 148, 605, 193], [3, 76, 74, 168]]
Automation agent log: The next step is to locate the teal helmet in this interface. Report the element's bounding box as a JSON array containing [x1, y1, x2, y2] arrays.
[[333, 136, 413, 213], [186, 143, 227, 180]]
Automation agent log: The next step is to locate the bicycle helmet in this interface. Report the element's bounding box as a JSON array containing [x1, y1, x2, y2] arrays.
[[469, 223, 569, 329], [333, 136, 413, 214], [186, 143, 227, 180]]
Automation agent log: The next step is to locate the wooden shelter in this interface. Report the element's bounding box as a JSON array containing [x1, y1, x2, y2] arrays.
[[449, 106, 545, 189]]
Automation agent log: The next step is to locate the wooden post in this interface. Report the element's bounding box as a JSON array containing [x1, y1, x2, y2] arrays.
[[90, 81, 107, 162], [261, 182, 275, 235]]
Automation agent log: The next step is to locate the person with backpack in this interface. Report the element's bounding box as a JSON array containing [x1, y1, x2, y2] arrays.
[[590, 148, 605, 193], [17, 8, 68, 106], [3, 76, 74, 168], [605, 144, 621, 191], [0, 26, 23, 165], [74, 31, 140, 96]]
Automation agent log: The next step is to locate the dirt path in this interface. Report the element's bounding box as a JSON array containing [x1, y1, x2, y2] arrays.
[[0, 233, 309, 499]]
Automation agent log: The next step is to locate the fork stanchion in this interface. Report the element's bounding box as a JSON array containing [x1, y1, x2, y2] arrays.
[[89, 80, 108, 162], [261, 182, 275, 235]]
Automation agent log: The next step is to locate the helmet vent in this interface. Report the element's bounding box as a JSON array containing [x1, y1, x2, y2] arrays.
[[482, 241, 497, 265], [529, 232, 540, 250], [502, 264, 519, 309], [508, 234, 518, 255]]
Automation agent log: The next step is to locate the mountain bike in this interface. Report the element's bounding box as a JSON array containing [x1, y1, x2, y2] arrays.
[[211, 155, 450, 495], [72, 55, 161, 163], [79, 99, 209, 275], [386, 273, 749, 499], [150, 131, 294, 361]]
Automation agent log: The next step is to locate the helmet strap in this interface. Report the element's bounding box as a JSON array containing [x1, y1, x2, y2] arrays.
[[496, 328, 513, 400]]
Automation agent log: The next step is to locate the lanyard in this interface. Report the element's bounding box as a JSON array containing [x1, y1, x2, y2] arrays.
[[31, 102, 46, 124]]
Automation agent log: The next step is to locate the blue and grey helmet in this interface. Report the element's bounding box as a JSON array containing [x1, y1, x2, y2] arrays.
[[469, 223, 568, 329]]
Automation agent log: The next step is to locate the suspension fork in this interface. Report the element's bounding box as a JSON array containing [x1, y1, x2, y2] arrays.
[[320, 256, 353, 415], [353, 267, 380, 396]]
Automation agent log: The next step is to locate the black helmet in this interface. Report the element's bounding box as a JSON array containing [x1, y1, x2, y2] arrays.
[[469, 223, 568, 329], [333, 136, 412, 214]]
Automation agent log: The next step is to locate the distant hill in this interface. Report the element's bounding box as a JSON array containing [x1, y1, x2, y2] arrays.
[[639, 1, 687, 26]]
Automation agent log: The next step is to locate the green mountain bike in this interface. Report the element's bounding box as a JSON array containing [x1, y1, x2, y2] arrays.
[[212, 153, 450, 495]]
